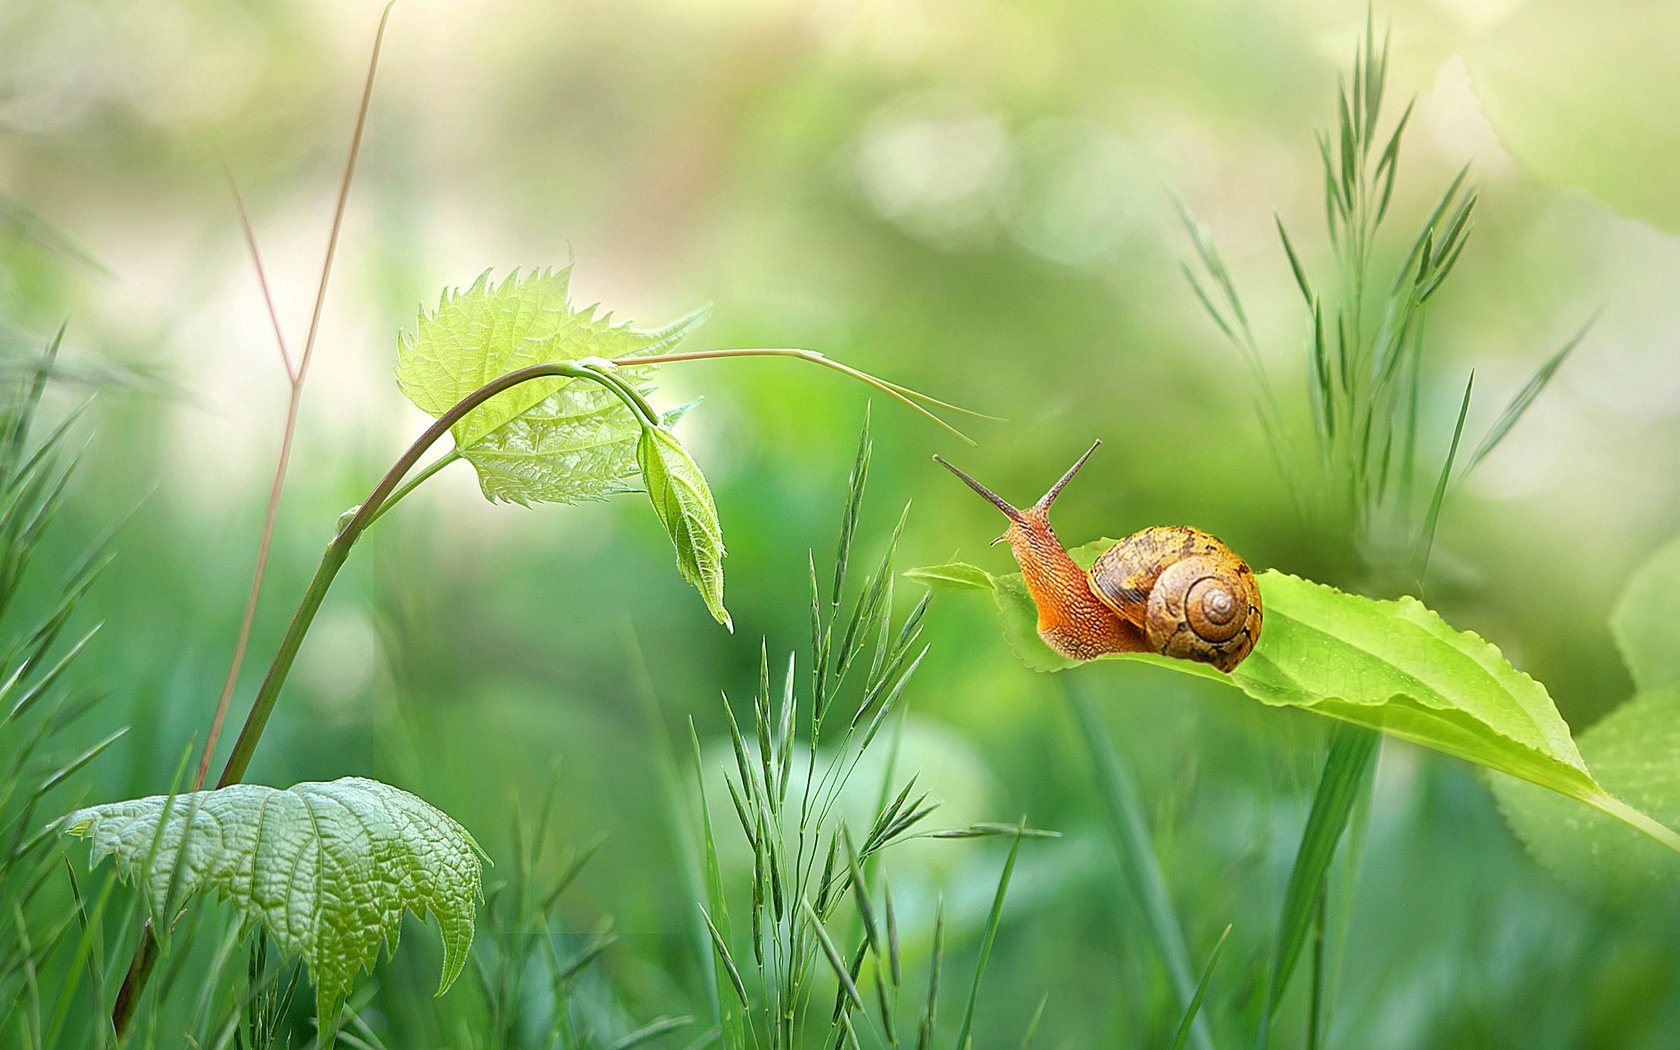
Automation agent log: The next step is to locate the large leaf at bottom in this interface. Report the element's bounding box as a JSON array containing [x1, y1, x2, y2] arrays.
[[61, 777, 485, 1022], [908, 542, 1680, 853]]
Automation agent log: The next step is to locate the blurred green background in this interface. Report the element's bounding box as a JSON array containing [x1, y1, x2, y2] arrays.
[[5, 0, 1680, 1045]]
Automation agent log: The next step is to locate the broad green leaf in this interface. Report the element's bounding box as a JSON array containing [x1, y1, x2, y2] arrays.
[[1493, 688, 1680, 902], [396, 267, 709, 503], [638, 424, 730, 630], [911, 543, 1680, 853], [1610, 535, 1680, 693], [61, 777, 485, 1024]]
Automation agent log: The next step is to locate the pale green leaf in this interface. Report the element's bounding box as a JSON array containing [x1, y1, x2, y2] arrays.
[[910, 544, 1680, 852], [1496, 536, 1680, 896], [60, 777, 485, 1024], [638, 424, 730, 630], [1610, 535, 1680, 693], [1493, 688, 1680, 901], [396, 267, 709, 498]]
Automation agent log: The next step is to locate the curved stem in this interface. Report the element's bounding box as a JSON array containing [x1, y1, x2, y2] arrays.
[[616, 347, 995, 443], [215, 361, 613, 787], [213, 346, 983, 784]]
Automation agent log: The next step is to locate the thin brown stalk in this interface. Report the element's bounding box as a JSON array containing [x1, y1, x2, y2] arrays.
[[190, 1, 393, 793]]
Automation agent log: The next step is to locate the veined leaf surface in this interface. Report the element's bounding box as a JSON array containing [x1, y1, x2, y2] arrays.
[[908, 541, 1680, 853], [396, 267, 708, 504], [61, 777, 485, 1024]]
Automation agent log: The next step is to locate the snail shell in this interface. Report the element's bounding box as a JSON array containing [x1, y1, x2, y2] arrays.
[[1086, 525, 1261, 672]]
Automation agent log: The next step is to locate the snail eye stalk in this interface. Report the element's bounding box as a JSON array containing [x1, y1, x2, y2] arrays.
[[934, 454, 1023, 523], [1035, 440, 1100, 512]]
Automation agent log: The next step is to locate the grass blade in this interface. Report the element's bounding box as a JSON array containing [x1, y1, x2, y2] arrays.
[[803, 899, 863, 1014], [1410, 370, 1474, 579], [1256, 724, 1379, 1047], [1065, 679, 1212, 1050], [953, 822, 1025, 1050], [1169, 925, 1232, 1050], [1463, 315, 1594, 477]]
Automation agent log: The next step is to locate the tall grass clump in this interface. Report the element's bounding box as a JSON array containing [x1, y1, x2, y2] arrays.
[[1178, 14, 1588, 595], [693, 414, 1054, 1049], [0, 337, 127, 1049], [1170, 14, 1585, 1049]]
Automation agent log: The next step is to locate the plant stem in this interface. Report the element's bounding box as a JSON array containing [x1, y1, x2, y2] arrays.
[[193, 2, 391, 793], [217, 340, 979, 788]]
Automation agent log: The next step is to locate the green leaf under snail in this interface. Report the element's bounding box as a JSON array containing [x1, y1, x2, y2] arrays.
[[908, 541, 1680, 855]]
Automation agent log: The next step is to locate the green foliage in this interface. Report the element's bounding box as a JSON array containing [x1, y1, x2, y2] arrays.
[[1497, 688, 1680, 901], [446, 786, 690, 1050], [61, 777, 486, 1028], [1495, 536, 1680, 900], [639, 422, 731, 631], [1169, 925, 1230, 1050], [390, 265, 734, 627], [395, 267, 709, 505], [908, 544, 1680, 852]]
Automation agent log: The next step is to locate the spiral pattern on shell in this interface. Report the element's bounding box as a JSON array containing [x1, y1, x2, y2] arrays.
[[1086, 525, 1262, 672]]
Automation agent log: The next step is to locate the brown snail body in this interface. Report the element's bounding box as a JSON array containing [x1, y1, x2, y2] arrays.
[[935, 442, 1262, 672]]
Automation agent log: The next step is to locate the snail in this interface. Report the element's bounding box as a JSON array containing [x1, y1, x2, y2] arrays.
[[934, 441, 1262, 672]]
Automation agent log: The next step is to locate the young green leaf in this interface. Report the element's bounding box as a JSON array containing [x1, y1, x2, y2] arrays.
[[60, 777, 485, 1026], [910, 547, 1680, 853], [395, 266, 709, 504], [638, 424, 730, 630], [397, 267, 702, 445]]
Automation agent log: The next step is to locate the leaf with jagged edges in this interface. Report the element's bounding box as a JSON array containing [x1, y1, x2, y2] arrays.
[[396, 266, 709, 504], [61, 777, 485, 1025], [909, 543, 1680, 855], [638, 423, 729, 630]]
